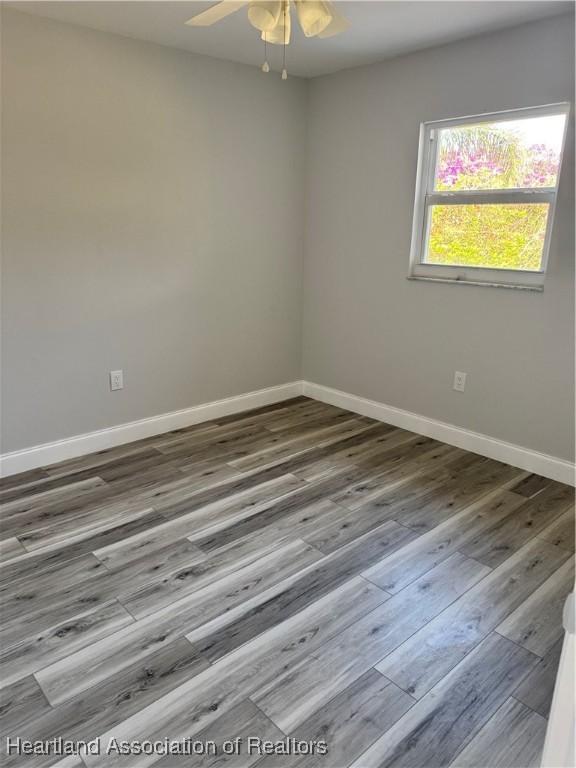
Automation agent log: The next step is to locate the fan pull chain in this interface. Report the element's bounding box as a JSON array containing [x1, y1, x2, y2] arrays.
[[282, 1, 288, 79], [262, 32, 269, 72]]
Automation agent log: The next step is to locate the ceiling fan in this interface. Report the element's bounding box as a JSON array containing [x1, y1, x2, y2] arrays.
[[185, 1, 350, 78]]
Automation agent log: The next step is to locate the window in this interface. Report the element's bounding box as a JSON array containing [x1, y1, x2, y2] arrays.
[[409, 104, 569, 289]]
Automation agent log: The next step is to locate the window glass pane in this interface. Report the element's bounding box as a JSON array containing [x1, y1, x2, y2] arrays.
[[425, 203, 549, 271], [434, 114, 566, 191]]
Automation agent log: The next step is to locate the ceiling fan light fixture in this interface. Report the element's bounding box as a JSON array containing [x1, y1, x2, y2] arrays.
[[184, 0, 349, 67], [260, 1, 291, 44], [295, 0, 332, 37], [248, 1, 282, 32]]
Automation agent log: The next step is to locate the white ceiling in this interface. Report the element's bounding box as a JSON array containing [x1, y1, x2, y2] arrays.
[[7, 1, 574, 77]]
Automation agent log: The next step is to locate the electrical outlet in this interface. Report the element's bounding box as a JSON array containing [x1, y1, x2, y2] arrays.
[[110, 370, 124, 391], [453, 371, 467, 392]]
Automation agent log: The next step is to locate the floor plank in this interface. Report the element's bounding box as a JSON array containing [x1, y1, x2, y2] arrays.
[[0, 467, 50, 493], [537, 508, 575, 552], [375, 537, 571, 698], [0, 510, 168, 587], [391, 458, 524, 532], [119, 531, 320, 620], [189, 521, 413, 663], [292, 425, 418, 482], [0, 676, 51, 735], [362, 487, 525, 594], [1, 600, 134, 688], [228, 418, 372, 473], [191, 471, 382, 554], [36, 538, 323, 706], [3, 639, 208, 768], [257, 670, 414, 768], [496, 555, 574, 656], [449, 696, 547, 768], [16, 498, 156, 552], [157, 699, 285, 768], [0, 536, 26, 561], [509, 473, 553, 499], [459, 482, 575, 567], [1, 478, 111, 541], [0, 553, 110, 627], [252, 552, 489, 733], [349, 633, 539, 768], [513, 637, 564, 717], [83, 578, 387, 768]]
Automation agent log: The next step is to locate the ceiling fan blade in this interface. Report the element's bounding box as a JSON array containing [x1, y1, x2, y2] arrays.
[[317, 2, 350, 38], [185, 1, 248, 27]]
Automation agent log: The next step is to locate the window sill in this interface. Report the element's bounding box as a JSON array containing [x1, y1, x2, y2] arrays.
[[406, 275, 544, 292]]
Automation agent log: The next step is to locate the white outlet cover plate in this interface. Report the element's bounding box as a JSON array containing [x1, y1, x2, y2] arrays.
[[453, 371, 467, 392], [110, 370, 124, 391]]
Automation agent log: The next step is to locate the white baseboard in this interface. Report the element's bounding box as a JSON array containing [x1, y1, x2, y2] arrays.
[[3, 379, 574, 486], [303, 381, 575, 486], [0, 382, 304, 478]]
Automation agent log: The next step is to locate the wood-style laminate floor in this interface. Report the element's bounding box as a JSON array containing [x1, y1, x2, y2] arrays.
[[1, 397, 574, 768]]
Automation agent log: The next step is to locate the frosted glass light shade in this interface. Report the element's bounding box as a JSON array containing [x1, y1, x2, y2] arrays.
[[295, 1, 331, 37], [261, 1, 291, 44], [248, 1, 282, 32]]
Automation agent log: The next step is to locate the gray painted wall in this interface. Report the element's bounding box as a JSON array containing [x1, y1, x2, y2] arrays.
[[2, 10, 574, 464], [1, 9, 307, 452], [303, 15, 575, 461]]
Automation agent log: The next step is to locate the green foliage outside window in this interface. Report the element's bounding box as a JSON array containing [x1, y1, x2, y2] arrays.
[[425, 123, 560, 271]]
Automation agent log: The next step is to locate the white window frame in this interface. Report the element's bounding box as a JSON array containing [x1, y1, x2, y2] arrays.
[[408, 103, 570, 290]]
